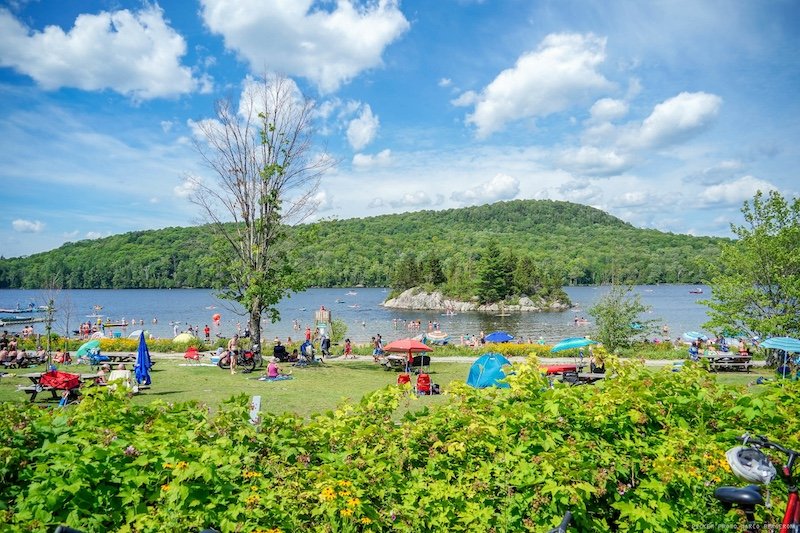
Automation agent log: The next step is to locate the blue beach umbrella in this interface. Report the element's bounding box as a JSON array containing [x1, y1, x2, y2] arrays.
[[135, 331, 152, 386], [760, 336, 800, 379], [682, 331, 709, 342], [76, 339, 101, 357], [759, 337, 800, 352], [551, 337, 599, 353], [485, 331, 514, 343]]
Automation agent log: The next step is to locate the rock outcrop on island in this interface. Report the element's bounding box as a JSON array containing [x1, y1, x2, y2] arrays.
[[382, 288, 570, 312]]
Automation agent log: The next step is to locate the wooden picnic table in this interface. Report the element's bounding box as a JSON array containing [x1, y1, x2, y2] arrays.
[[107, 354, 135, 362], [701, 352, 753, 372], [16, 372, 101, 402]]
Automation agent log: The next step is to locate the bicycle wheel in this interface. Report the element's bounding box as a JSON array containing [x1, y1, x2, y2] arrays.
[[240, 356, 256, 373], [253, 353, 264, 368], [217, 354, 230, 369]]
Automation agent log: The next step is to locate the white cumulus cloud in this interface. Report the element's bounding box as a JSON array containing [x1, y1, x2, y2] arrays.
[[700, 175, 776, 205], [310, 189, 333, 212], [174, 178, 199, 198], [12, 219, 45, 233], [347, 104, 379, 151], [557, 146, 633, 177], [588, 98, 629, 123], [634, 91, 722, 149], [451, 173, 520, 204], [462, 33, 613, 138], [388, 191, 444, 208], [200, 0, 410, 93], [353, 149, 392, 168], [0, 5, 200, 99]]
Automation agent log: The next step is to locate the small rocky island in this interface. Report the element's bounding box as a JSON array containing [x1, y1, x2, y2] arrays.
[[382, 288, 571, 312]]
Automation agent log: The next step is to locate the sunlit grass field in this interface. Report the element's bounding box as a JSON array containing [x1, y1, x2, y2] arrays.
[[0, 355, 777, 417]]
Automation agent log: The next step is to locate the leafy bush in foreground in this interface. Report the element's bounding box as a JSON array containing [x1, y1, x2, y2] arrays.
[[0, 359, 797, 532]]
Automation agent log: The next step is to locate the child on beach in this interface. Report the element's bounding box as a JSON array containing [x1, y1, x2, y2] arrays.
[[344, 338, 353, 359]]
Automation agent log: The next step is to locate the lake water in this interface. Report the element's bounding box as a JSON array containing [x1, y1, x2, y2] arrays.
[[0, 285, 712, 345]]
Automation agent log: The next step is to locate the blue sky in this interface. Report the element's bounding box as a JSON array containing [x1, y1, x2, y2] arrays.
[[1, 0, 798, 258]]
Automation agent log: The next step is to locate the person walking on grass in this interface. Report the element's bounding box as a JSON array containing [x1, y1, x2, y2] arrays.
[[344, 338, 353, 359]]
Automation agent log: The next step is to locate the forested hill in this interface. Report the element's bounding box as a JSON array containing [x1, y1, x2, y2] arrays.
[[0, 199, 725, 289]]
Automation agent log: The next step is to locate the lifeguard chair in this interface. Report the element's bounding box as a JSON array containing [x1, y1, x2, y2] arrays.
[[314, 308, 332, 338]]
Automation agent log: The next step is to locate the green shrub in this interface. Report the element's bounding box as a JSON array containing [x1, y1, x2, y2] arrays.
[[1, 358, 797, 531]]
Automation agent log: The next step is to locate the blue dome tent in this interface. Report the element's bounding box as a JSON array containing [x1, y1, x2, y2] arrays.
[[466, 353, 512, 389]]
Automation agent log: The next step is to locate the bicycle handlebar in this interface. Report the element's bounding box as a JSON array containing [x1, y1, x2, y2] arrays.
[[546, 511, 573, 533], [739, 434, 799, 457]]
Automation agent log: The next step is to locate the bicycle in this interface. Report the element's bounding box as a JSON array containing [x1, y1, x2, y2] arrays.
[[216, 350, 256, 373], [714, 433, 799, 532], [547, 511, 572, 532]]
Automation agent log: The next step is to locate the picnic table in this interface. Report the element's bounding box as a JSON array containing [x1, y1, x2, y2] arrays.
[[84, 353, 137, 369], [541, 363, 607, 385], [381, 354, 431, 372], [16, 371, 101, 402], [701, 352, 753, 372]]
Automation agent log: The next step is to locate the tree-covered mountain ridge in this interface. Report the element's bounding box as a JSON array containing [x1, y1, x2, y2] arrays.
[[0, 199, 726, 289]]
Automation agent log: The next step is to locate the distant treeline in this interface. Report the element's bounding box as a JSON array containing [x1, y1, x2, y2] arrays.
[[0, 199, 725, 290]]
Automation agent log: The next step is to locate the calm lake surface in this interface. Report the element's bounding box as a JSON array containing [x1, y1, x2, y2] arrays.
[[1, 285, 712, 345]]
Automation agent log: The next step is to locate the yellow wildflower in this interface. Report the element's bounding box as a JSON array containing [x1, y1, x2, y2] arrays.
[[338, 490, 351, 497], [163, 463, 173, 469], [338, 480, 353, 487], [347, 498, 361, 507], [340, 508, 354, 518], [243, 471, 262, 479], [175, 461, 188, 469], [246, 494, 260, 507], [360, 517, 372, 525], [161, 484, 170, 491], [321, 487, 336, 501], [251, 485, 259, 491]]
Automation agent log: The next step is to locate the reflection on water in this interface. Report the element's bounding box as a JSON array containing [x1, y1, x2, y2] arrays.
[[0, 285, 711, 345]]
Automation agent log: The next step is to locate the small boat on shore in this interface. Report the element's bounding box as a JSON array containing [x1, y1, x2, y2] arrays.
[[0, 316, 46, 326], [0, 305, 46, 314], [689, 288, 703, 294]]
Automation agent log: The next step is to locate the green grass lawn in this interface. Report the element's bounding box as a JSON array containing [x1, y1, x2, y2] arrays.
[[0, 359, 473, 417], [0, 358, 779, 417]]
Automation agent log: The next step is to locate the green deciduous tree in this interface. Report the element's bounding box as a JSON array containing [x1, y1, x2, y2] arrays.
[[589, 285, 652, 352], [188, 74, 334, 345], [703, 190, 800, 340]]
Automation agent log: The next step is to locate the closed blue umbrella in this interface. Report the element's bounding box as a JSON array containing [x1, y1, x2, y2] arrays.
[[485, 331, 514, 343], [135, 331, 152, 386], [551, 337, 599, 353]]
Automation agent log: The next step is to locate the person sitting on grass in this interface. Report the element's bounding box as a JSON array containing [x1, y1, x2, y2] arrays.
[[96, 363, 111, 384], [300, 339, 315, 363], [53, 349, 72, 365], [273, 339, 288, 362], [259, 358, 292, 381]]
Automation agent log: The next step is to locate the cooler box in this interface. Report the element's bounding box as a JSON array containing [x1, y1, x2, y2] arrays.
[[211, 355, 220, 364]]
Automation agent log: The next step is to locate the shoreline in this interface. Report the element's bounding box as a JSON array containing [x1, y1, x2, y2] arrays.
[[105, 351, 765, 369]]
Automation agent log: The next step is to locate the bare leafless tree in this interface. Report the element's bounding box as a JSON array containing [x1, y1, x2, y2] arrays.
[[187, 74, 335, 345]]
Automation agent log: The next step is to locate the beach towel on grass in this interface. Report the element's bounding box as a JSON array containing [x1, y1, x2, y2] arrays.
[[258, 375, 293, 382]]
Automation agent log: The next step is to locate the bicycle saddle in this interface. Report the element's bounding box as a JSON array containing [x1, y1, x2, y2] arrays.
[[713, 485, 763, 507]]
